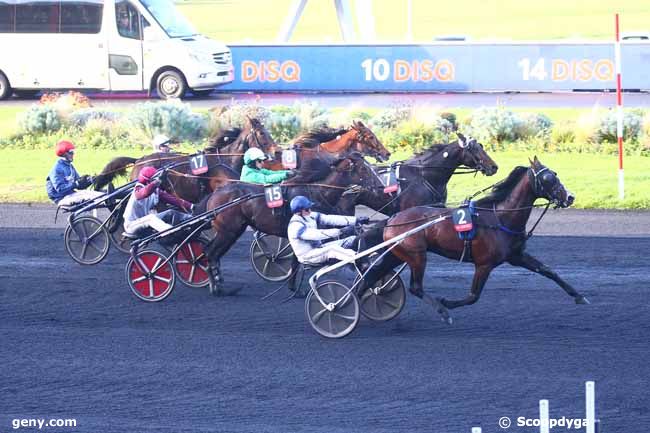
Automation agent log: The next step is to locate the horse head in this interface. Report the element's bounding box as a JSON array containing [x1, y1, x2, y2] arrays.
[[244, 116, 280, 160], [528, 156, 574, 208], [455, 132, 499, 176], [350, 120, 391, 162]]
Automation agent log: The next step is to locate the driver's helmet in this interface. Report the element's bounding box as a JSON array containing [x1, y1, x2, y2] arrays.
[[138, 166, 158, 184], [243, 147, 267, 165], [152, 134, 171, 152], [290, 196, 316, 214], [55, 140, 75, 156]]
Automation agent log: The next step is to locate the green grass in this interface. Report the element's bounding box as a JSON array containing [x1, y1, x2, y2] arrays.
[[0, 149, 142, 203], [177, 0, 649, 43], [2, 148, 648, 209], [0, 107, 23, 139]]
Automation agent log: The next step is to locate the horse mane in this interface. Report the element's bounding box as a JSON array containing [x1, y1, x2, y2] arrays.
[[292, 127, 349, 148], [475, 166, 529, 207], [286, 158, 331, 183], [405, 143, 450, 165], [206, 127, 243, 150]]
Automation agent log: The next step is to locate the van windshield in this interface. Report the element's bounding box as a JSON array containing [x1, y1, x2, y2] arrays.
[[139, 0, 196, 38]]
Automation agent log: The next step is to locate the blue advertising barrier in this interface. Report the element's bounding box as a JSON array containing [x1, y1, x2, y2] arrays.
[[220, 43, 650, 92]]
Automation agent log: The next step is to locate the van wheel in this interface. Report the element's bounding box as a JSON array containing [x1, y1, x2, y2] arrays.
[[156, 70, 186, 99], [0, 72, 11, 100]]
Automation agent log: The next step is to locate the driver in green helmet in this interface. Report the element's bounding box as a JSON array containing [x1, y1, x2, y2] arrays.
[[240, 147, 296, 184]]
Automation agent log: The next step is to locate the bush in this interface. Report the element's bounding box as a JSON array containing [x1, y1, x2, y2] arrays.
[[595, 109, 643, 143], [467, 107, 521, 144], [39, 91, 92, 120], [18, 105, 62, 134], [369, 105, 412, 130], [377, 119, 450, 154], [268, 105, 300, 143], [516, 112, 553, 140], [266, 102, 330, 143], [212, 101, 271, 130], [127, 100, 207, 143], [68, 108, 121, 127]]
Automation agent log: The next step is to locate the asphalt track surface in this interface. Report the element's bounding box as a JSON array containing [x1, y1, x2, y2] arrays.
[[1, 207, 650, 433], [3, 91, 650, 109]]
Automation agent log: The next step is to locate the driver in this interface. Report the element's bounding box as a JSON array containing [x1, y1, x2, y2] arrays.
[[46, 140, 103, 206], [152, 134, 174, 153], [240, 148, 295, 184], [287, 195, 368, 265], [123, 166, 194, 236], [116, 3, 138, 39]]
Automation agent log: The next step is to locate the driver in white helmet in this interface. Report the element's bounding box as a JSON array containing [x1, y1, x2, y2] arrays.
[[152, 134, 174, 153], [240, 148, 296, 184], [287, 195, 369, 265]]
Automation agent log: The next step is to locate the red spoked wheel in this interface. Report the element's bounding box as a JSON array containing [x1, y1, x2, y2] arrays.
[[173, 239, 210, 288], [126, 250, 175, 302]]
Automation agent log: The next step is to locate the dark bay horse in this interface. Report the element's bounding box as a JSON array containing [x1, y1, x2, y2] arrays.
[[203, 153, 375, 291], [263, 120, 391, 171], [338, 133, 499, 215], [359, 157, 588, 324], [94, 117, 279, 197]]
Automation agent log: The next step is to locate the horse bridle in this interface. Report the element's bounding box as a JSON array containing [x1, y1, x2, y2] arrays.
[[459, 138, 488, 174], [527, 166, 564, 205]]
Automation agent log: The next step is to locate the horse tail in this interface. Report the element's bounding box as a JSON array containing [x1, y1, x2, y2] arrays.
[[94, 156, 137, 190]]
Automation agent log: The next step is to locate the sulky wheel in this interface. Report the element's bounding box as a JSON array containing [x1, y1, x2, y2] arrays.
[[64, 216, 110, 265], [108, 224, 133, 254], [173, 238, 210, 288], [126, 250, 175, 302], [357, 270, 406, 322], [250, 233, 296, 282], [305, 279, 360, 339]]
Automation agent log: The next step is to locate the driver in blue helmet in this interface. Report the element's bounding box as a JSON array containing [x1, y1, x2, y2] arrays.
[[287, 195, 369, 265]]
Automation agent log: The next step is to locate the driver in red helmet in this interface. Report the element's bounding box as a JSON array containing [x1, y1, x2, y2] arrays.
[[46, 140, 103, 205], [123, 166, 195, 236]]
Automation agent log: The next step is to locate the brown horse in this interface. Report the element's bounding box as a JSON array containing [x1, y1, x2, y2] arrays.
[[263, 120, 391, 171], [338, 133, 499, 215], [203, 153, 375, 292], [359, 157, 588, 324], [94, 117, 279, 198]]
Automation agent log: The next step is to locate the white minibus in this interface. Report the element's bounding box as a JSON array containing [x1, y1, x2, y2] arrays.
[[0, 0, 234, 99]]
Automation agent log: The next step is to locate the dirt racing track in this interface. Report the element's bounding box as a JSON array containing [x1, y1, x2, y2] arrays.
[[1, 206, 649, 433]]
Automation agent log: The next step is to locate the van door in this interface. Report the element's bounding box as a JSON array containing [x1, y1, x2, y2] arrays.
[[107, 0, 144, 90]]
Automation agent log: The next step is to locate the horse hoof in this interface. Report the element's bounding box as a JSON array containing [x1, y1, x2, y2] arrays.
[[575, 295, 590, 305], [435, 297, 453, 325]]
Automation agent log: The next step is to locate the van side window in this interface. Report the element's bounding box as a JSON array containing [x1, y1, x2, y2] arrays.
[[0, 3, 16, 32], [115, 1, 140, 40], [61, 2, 103, 34], [15, 2, 57, 33]]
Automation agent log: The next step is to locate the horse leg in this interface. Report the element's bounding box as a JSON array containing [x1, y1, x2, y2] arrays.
[[397, 250, 452, 325], [205, 226, 246, 296], [438, 264, 493, 310], [508, 252, 590, 304]]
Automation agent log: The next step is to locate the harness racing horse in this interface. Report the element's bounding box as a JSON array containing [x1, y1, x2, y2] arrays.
[[203, 153, 375, 294], [93, 117, 279, 194], [263, 121, 391, 171], [338, 133, 499, 215], [358, 157, 589, 325]]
